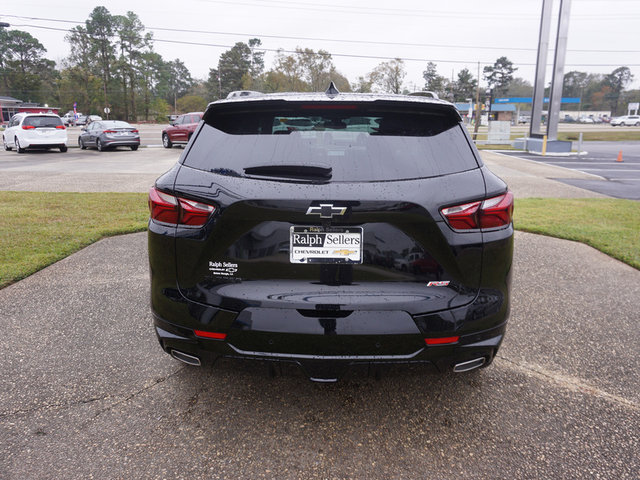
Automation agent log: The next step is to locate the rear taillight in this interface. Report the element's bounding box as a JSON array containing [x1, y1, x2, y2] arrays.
[[479, 191, 515, 228], [22, 125, 36, 130], [148, 187, 216, 227], [441, 191, 514, 231], [178, 197, 217, 226], [103, 130, 117, 133], [131, 129, 139, 133], [56, 125, 66, 130], [149, 188, 179, 224]]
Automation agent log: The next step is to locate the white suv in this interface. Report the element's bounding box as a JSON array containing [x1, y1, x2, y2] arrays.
[[610, 115, 640, 126], [2, 113, 68, 153]]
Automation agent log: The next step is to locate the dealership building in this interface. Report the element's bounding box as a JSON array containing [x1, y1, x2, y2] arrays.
[[0, 96, 60, 124]]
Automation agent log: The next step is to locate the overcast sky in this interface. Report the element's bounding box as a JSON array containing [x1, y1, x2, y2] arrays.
[[3, 0, 640, 92]]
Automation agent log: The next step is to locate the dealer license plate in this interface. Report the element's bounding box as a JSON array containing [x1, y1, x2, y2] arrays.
[[290, 226, 363, 264]]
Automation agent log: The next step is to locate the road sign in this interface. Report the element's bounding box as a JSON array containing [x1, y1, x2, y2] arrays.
[[104, 107, 111, 114]]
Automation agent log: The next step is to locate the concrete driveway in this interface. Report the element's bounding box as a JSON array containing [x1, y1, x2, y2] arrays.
[[0, 150, 638, 479]]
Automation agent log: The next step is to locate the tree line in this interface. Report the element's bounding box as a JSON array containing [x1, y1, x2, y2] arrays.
[[1, 7, 638, 120]]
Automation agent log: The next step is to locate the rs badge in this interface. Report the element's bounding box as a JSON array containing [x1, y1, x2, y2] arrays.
[[427, 281, 450, 287]]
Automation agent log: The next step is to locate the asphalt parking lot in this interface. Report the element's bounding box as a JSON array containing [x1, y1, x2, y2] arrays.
[[0, 145, 639, 478], [499, 141, 640, 200], [0, 143, 180, 192]]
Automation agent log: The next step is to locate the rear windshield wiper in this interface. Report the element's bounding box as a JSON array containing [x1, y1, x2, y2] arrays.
[[243, 165, 332, 181]]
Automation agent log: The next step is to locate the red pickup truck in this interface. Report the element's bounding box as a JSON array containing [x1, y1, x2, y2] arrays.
[[162, 112, 203, 148]]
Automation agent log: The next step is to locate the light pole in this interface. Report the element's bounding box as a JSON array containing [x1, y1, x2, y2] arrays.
[[485, 88, 493, 125]]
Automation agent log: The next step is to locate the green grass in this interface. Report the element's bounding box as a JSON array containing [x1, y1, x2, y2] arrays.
[[470, 129, 640, 143], [476, 144, 518, 150], [557, 130, 640, 142], [0, 192, 148, 288], [0, 193, 638, 289], [515, 198, 640, 270]]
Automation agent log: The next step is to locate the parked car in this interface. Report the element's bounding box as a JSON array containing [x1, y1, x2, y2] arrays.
[[272, 116, 315, 133], [86, 115, 102, 124], [577, 116, 595, 124], [610, 115, 640, 126], [517, 115, 531, 124], [161, 112, 203, 148], [147, 86, 515, 381], [344, 116, 380, 132], [75, 115, 90, 126], [392, 253, 410, 271], [78, 120, 140, 151], [2, 112, 68, 153], [62, 111, 82, 126]]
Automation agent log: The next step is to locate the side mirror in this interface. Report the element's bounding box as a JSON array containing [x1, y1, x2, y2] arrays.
[[81, 128, 87, 132]]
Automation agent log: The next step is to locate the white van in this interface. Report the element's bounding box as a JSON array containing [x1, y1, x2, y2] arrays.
[[2, 113, 68, 153]]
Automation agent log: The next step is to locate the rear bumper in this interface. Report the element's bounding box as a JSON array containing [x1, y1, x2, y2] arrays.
[[102, 138, 140, 147], [22, 139, 67, 148], [152, 304, 507, 381]]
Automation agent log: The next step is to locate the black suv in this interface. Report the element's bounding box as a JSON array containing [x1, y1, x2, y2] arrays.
[[148, 87, 514, 382]]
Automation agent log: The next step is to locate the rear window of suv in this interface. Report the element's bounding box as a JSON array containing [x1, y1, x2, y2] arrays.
[[183, 102, 479, 182], [23, 116, 63, 128]]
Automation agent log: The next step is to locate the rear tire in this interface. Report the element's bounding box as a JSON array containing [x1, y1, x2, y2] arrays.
[[162, 133, 172, 148], [130, 145, 138, 151], [15, 137, 26, 154], [60, 146, 68, 153]]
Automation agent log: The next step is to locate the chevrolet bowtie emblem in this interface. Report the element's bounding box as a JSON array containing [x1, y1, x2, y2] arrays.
[[333, 249, 356, 256], [306, 204, 347, 218]]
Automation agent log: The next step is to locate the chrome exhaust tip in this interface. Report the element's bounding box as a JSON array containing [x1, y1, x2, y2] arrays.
[[170, 349, 201, 366], [309, 377, 338, 383], [453, 357, 486, 373]]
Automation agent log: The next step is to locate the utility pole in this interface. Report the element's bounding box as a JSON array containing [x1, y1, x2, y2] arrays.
[[473, 62, 481, 140]]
